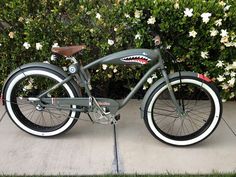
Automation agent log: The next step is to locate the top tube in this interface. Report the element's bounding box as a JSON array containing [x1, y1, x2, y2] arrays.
[[83, 48, 162, 70]]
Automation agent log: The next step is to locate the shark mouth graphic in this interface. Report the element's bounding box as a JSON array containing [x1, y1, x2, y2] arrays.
[[120, 55, 151, 65]]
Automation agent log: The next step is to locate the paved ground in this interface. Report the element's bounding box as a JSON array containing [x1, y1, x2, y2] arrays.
[[0, 100, 235, 175]]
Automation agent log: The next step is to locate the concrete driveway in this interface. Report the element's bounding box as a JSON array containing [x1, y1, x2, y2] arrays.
[[0, 100, 235, 175]]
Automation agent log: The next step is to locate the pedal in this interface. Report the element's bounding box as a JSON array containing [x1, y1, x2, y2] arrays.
[[115, 114, 120, 121]]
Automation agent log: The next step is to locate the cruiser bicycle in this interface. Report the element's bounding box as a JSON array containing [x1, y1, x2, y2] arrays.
[[1, 35, 222, 146]]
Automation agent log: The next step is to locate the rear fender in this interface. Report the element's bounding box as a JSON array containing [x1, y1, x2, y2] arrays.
[[140, 71, 211, 119], [1, 62, 81, 105]]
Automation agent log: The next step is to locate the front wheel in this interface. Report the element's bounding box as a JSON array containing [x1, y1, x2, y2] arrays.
[[143, 76, 222, 146]]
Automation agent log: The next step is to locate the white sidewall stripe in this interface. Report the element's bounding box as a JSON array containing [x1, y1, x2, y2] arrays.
[[147, 79, 220, 146]]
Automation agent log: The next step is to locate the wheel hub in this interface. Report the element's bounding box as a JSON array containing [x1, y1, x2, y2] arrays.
[[36, 104, 44, 111]]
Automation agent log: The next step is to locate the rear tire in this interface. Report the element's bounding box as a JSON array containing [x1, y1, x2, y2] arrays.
[[143, 76, 222, 146], [4, 67, 80, 137]]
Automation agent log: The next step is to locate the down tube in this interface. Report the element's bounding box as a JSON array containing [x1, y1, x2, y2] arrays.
[[119, 63, 161, 109]]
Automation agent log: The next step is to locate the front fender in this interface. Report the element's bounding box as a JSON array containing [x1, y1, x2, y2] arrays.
[[140, 71, 199, 119], [1, 62, 80, 105]]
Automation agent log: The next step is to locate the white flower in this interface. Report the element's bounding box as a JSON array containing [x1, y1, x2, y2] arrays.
[[220, 46, 225, 50], [224, 13, 228, 18], [96, 13, 101, 20], [113, 68, 118, 73], [219, 1, 226, 6], [124, 13, 130, 18], [229, 92, 235, 99], [23, 42, 31, 49], [102, 64, 108, 70], [201, 51, 209, 59], [224, 42, 233, 47], [107, 74, 112, 78], [201, 13, 211, 23], [114, 27, 117, 32], [230, 72, 236, 77], [210, 28, 218, 37], [184, 8, 193, 17], [216, 60, 224, 67], [24, 83, 33, 90], [174, 3, 179, 9], [222, 99, 227, 103], [0, 43, 2, 47], [232, 61, 236, 69], [25, 18, 30, 24], [147, 16, 156, 24], [233, 42, 236, 48], [59, 0, 63, 6], [222, 83, 229, 90], [18, 17, 24, 22], [143, 85, 147, 90], [215, 19, 222, 26], [96, 69, 99, 72], [62, 67, 67, 71], [36, 43, 43, 50], [108, 39, 114, 46], [225, 64, 232, 71], [52, 43, 59, 48], [152, 73, 157, 79], [50, 55, 57, 61], [134, 10, 142, 19], [228, 77, 235, 87], [166, 45, 171, 49], [220, 36, 229, 43], [224, 71, 230, 76], [220, 29, 228, 37], [135, 33, 141, 40], [217, 75, 225, 82], [147, 77, 153, 84], [224, 5, 231, 11], [189, 30, 197, 38], [8, 32, 15, 39]]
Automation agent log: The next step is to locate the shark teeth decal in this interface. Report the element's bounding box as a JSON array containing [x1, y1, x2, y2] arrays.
[[120, 55, 151, 65]]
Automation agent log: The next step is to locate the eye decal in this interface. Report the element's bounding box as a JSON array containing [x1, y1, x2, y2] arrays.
[[121, 55, 151, 65]]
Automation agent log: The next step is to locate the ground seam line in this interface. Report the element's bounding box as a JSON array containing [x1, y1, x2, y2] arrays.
[[0, 110, 7, 122], [113, 124, 119, 174], [222, 117, 236, 136]]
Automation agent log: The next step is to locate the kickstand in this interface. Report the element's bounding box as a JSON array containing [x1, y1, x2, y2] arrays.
[[0, 110, 7, 122], [86, 113, 94, 124]]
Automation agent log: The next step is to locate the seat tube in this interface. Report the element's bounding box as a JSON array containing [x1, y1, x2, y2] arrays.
[[161, 69, 184, 115]]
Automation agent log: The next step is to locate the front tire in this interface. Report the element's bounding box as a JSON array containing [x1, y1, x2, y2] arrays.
[[143, 76, 222, 146], [4, 67, 80, 137]]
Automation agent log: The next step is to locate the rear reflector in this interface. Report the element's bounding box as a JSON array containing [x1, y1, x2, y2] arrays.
[[197, 74, 211, 82]]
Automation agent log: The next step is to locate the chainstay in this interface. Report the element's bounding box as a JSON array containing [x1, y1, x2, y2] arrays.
[[2, 98, 110, 125]]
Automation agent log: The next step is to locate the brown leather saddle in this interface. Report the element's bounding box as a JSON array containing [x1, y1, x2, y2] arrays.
[[51, 45, 86, 57]]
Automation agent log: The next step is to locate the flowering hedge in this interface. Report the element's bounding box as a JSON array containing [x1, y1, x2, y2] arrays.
[[0, 0, 236, 100]]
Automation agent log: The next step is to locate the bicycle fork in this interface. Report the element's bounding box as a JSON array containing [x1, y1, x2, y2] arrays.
[[161, 69, 186, 118]]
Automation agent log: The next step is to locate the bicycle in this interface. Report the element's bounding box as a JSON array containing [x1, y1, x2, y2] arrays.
[[1, 35, 222, 146]]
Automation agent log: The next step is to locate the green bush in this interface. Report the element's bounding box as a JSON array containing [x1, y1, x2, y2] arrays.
[[0, 0, 235, 100]]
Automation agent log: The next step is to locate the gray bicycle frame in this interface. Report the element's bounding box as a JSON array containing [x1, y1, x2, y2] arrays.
[[38, 48, 183, 115]]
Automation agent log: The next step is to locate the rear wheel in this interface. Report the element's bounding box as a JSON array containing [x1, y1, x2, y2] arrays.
[[144, 76, 222, 146], [4, 68, 80, 137]]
